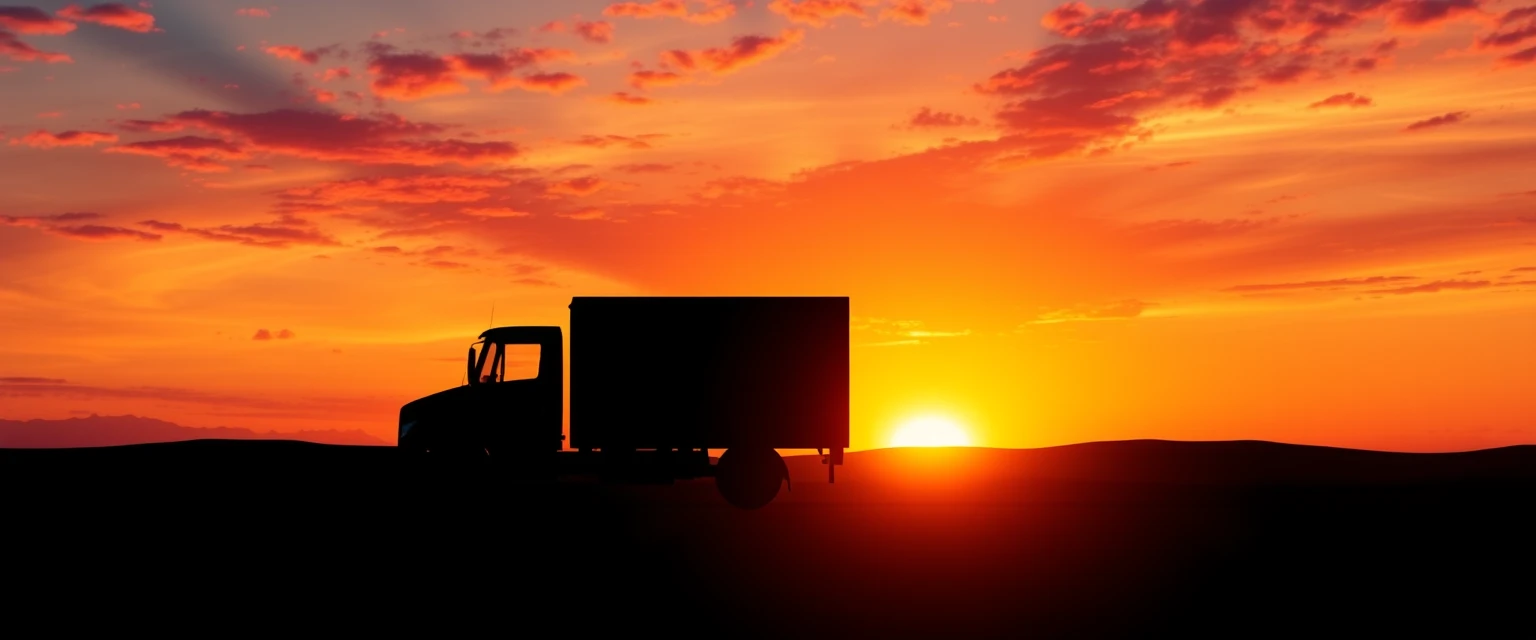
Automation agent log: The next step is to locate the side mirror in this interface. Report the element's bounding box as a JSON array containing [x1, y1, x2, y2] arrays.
[[467, 346, 478, 385]]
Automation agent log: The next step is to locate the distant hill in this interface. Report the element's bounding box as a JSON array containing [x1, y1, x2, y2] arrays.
[[0, 414, 388, 448], [785, 440, 1536, 487]]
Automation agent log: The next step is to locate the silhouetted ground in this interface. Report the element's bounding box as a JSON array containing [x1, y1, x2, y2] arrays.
[[5, 440, 1534, 636]]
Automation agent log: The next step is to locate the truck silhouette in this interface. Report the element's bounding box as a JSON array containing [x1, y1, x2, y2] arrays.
[[396, 296, 850, 509]]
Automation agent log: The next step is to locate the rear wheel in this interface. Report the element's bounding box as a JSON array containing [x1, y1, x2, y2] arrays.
[[714, 447, 786, 510]]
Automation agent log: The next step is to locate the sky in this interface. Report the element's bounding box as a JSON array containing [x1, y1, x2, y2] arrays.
[[1, 0, 1534, 452]]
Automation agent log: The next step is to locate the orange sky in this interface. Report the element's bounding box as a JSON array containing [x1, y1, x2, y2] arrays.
[[2, 0, 1534, 452]]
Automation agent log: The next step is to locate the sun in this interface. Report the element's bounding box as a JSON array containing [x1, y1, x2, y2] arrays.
[[889, 415, 973, 448]]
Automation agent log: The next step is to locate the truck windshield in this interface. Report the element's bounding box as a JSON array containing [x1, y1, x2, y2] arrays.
[[472, 341, 541, 384]]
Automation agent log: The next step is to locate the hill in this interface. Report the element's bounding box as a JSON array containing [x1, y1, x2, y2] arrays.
[[784, 439, 1536, 487], [0, 414, 388, 448]]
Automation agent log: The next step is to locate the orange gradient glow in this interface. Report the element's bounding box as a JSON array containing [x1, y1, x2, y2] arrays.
[[891, 415, 973, 448], [1, 0, 1535, 452]]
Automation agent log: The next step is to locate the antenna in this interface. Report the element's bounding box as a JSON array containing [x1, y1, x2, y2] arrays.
[[488, 303, 495, 329]]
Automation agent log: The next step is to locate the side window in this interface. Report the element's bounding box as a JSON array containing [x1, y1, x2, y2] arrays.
[[502, 344, 541, 381], [477, 342, 503, 384]]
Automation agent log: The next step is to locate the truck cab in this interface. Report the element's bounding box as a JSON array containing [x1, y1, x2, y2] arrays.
[[397, 326, 563, 462]]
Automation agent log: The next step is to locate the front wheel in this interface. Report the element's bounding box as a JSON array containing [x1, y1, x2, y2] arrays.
[[714, 447, 787, 510]]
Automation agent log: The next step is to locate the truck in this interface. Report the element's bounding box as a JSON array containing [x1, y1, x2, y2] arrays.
[[396, 296, 850, 509]]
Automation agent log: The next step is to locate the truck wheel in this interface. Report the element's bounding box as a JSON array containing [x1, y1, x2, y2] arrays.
[[715, 447, 787, 510]]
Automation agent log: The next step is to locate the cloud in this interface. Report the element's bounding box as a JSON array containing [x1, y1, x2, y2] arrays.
[[851, 317, 971, 344], [1386, 0, 1481, 28], [57, 3, 157, 33], [1497, 45, 1536, 67], [461, 206, 531, 218], [1027, 299, 1155, 324], [1, 212, 102, 228], [364, 42, 579, 99], [516, 71, 586, 93], [0, 7, 77, 34], [615, 162, 674, 173], [602, 0, 736, 24], [1403, 111, 1469, 132], [109, 108, 520, 169], [319, 66, 350, 82], [573, 20, 615, 44], [1, 212, 161, 242], [0, 377, 68, 384], [571, 133, 666, 149], [280, 174, 512, 205], [1510, 266, 1536, 272], [10, 129, 118, 148], [104, 136, 248, 172], [236, 7, 271, 18], [963, 0, 1505, 161], [907, 107, 981, 127], [628, 69, 688, 89], [660, 28, 804, 75], [46, 224, 162, 241], [138, 217, 339, 249], [0, 30, 71, 62], [546, 176, 609, 195], [263, 44, 339, 65], [1309, 92, 1372, 108], [767, 0, 872, 27], [632, 27, 804, 90], [1364, 279, 1491, 294], [881, 0, 954, 25], [607, 91, 653, 105], [1222, 276, 1419, 293], [558, 208, 608, 220]]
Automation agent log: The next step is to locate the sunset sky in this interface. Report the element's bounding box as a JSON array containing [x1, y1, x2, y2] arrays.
[[2, 0, 1533, 452]]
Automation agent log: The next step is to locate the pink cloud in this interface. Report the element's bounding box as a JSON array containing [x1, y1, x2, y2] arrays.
[[881, 0, 954, 25], [767, 0, 870, 27], [645, 28, 804, 86], [263, 44, 340, 65], [0, 7, 77, 34], [236, 7, 271, 18], [0, 30, 72, 63], [603, 0, 736, 24], [57, 3, 157, 33], [10, 129, 118, 148]]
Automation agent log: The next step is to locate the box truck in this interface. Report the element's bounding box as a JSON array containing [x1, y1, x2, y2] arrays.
[[397, 296, 849, 509]]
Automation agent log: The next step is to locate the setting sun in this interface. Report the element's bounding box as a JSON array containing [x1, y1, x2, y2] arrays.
[[890, 416, 973, 448]]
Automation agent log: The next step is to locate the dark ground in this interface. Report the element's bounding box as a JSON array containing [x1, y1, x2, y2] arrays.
[[4, 440, 1534, 637]]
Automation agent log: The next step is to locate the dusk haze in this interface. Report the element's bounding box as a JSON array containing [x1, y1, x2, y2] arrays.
[[3, 1, 1535, 635]]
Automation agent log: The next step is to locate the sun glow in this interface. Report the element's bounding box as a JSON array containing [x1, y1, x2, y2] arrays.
[[889, 415, 973, 448]]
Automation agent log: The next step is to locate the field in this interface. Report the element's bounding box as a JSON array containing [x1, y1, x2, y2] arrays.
[[5, 440, 1534, 636]]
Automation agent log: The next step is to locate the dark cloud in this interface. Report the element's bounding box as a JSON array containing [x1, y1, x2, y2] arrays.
[[106, 108, 520, 171], [137, 218, 338, 249], [907, 107, 981, 128], [1224, 276, 1419, 292], [1403, 111, 1470, 131], [1364, 279, 1491, 294]]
